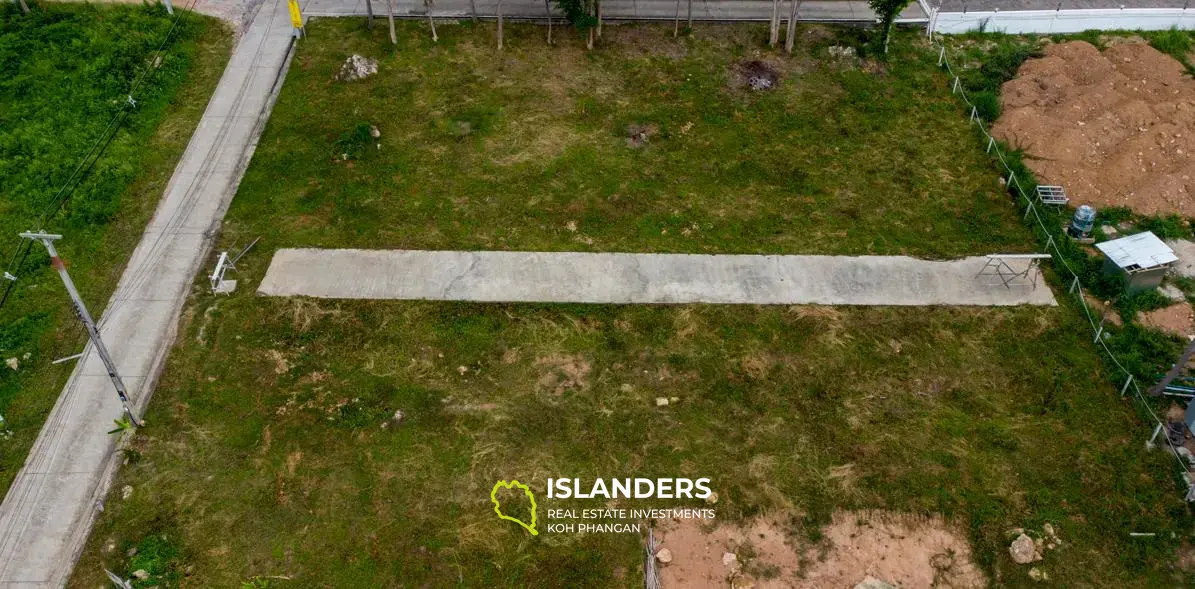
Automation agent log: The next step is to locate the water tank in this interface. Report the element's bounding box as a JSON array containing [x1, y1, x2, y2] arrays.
[[1069, 205, 1096, 238]]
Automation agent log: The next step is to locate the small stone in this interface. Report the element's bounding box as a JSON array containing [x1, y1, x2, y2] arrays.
[[1043, 522, 1056, 538], [655, 397, 669, 407], [705, 491, 718, 504], [1028, 567, 1048, 581], [392, 410, 404, 424], [5, 358, 17, 371], [336, 54, 378, 81], [132, 569, 150, 580], [1010, 533, 1038, 564], [126, 547, 137, 557], [457, 365, 468, 375], [619, 383, 634, 393], [121, 485, 133, 500], [655, 547, 673, 564], [21, 352, 30, 360], [1160, 284, 1185, 302], [369, 125, 381, 138], [828, 45, 857, 59], [669, 396, 679, 404], [855, 576, 899, 589], [722, 552, 738, 567]]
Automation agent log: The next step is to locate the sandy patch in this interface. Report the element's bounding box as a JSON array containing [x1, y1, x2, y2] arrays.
[[1138, 301, 1195, 338], [992, 41, 1195, 217], [656, 510, 985, 589], [534, 353, 592, 394]]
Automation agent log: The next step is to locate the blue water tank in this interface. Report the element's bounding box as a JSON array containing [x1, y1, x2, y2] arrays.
[[1069, 205, 1096, 238]]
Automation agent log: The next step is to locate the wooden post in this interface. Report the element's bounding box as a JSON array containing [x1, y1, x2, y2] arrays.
[[387, 0, 397, 44], [425, 0, 438, 41], [769, 0, 781, 47], [784, 0, 800, 54], [545, 0, 553, 44], [497, 0, 504, 50]]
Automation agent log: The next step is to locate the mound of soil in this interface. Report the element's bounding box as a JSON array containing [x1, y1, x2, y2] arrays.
[[656, 510, 985, 588], [992, 41, 1195, 217]]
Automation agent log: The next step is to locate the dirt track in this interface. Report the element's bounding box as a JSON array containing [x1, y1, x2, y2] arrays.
[[993, 41, 1195, 217]]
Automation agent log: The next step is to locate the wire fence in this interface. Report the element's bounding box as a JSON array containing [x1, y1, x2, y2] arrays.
[[928, 33, 1195, 500]]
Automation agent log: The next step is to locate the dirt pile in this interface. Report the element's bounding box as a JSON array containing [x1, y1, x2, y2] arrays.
[[656, 510, 985, 588], [992, 41, 1195, 217]]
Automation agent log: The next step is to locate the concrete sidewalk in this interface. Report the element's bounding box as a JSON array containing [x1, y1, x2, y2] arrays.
[[300, 0, 929, 23], [0, 1, 295, 586], [258, 249, 1057, 306]]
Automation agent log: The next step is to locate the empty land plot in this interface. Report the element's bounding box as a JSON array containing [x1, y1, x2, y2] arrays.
[[228, 20, 1030, 257], [69, 21, 1194, 589]]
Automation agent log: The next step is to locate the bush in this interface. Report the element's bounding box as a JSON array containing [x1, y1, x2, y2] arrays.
[[971, 90, 1001, 121]]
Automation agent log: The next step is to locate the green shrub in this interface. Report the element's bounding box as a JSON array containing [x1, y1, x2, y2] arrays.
[[972, 90, 1001, 121]]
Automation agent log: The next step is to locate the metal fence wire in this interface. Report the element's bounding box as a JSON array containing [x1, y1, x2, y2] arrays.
[[929, 35, 1195, 500]]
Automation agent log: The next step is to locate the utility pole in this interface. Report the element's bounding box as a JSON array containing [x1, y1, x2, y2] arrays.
[[19, 232, 141, 427]]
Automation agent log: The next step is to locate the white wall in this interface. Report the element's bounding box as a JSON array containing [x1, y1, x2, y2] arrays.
[[930, 7, 1195, 34]]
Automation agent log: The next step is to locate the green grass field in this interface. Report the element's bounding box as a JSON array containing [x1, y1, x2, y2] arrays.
[[68, 19, 1195, 588], [0, 4, 231, 493]]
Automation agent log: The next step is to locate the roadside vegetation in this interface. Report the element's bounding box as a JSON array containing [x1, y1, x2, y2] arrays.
[[0, 3, 231, 493], [69, 20, 1195, 588]]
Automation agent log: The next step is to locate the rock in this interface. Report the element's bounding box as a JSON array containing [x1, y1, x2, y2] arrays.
[[1043, 522, 1057, 539], [1028, 567, 1049, 581], [1161, 284, 1186, 302], [828, 45, 857, 59], [669, 396, 679, 404], [655, 397, 669, 407], [1101, 224, 1118, 238], [392, 410, 404, 424], [855, 576, 899, 589], [722, 552, 739, 567], [132, 569, 150, 580], [619, 383, 634, 393], [126, 547, 137, 557], [369, 125, 381, 138], [705, 491, 719, 504], [1010, 533, 1038, 564], [5, 358, 17, 371], [336, 54, 378, 81], [121, 485, 133, 500], [655, 547, 673, 564]]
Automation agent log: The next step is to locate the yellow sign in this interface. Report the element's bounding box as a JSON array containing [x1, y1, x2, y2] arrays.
[[287, 0, 303, 29]]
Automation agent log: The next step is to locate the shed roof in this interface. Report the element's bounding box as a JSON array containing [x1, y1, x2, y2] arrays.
[[1095, 231, 1178, 272]]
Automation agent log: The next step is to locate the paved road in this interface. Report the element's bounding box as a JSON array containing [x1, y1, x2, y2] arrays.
[[258, 249, 1057, 306], [0, 1, 294, 587], [300, 0, 930, 23]]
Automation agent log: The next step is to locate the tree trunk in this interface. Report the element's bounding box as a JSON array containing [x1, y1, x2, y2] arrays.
[[686, 0, 692, 29], [387, 0, 396, 44], [497, 0, 504, 50], [17, 0, 30, 13], [365, 0, 374, 29], [673, 0, 681, 37], [768, 0, 781, 47], [545, 0, 553, 44], [585, 0, 594, 49], [784, 0, 799, 54], [596, 0, 602, 37], [883, 20, 892, 54], [426, 0, 438, 41], [469, 0, 478, 22]]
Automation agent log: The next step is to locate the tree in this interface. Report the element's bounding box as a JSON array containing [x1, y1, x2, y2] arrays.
[[552, 0, 598, 49], [673, 0, 681, 37], [365, 0, 373, 29], [868, 0, 911, 54], [469, 0, 478, 22], [425, 0, 438, 42], [545, 0, 553, 44]]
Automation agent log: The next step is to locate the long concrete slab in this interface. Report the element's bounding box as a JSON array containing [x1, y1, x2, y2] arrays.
[[258, 249, 1058, 306], [0, 1, 296, 586]]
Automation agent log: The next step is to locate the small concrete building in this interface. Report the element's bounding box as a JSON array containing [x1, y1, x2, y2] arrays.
[[1096, 231, 1178, 293]]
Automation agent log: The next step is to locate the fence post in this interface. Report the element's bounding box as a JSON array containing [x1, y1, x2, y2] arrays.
[[987, 136, 995, 153], [1069, 276, 1079, 294], [1024, 200, 1035, 221], [1044, 234, 1055, 253], [938, 45, 945, 66], [952, 77, 960, 94], [1121, 374, 1134, 398], [969, 106, 978, 123]]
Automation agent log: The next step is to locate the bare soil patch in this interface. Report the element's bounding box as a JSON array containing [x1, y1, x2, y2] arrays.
[[731, 60, 781, 92], [656, 510, 985, 588], [1137, 301, 1195, 338], [993, 41, 1195, 217]]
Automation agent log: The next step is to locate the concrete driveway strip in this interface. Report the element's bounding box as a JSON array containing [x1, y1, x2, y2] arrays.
[[0, 1, 295, 587], [258, 249, 1058, 306]]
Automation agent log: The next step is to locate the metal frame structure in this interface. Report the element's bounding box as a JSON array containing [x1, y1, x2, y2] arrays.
[[1036, 184, 1069, 206], [976, 253, 1051, 289]]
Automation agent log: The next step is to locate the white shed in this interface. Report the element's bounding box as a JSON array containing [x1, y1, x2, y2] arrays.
[[1095, 231, 1178, 292]]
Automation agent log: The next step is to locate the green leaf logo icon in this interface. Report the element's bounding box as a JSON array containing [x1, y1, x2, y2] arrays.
[[490, 480, 538, 535]]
